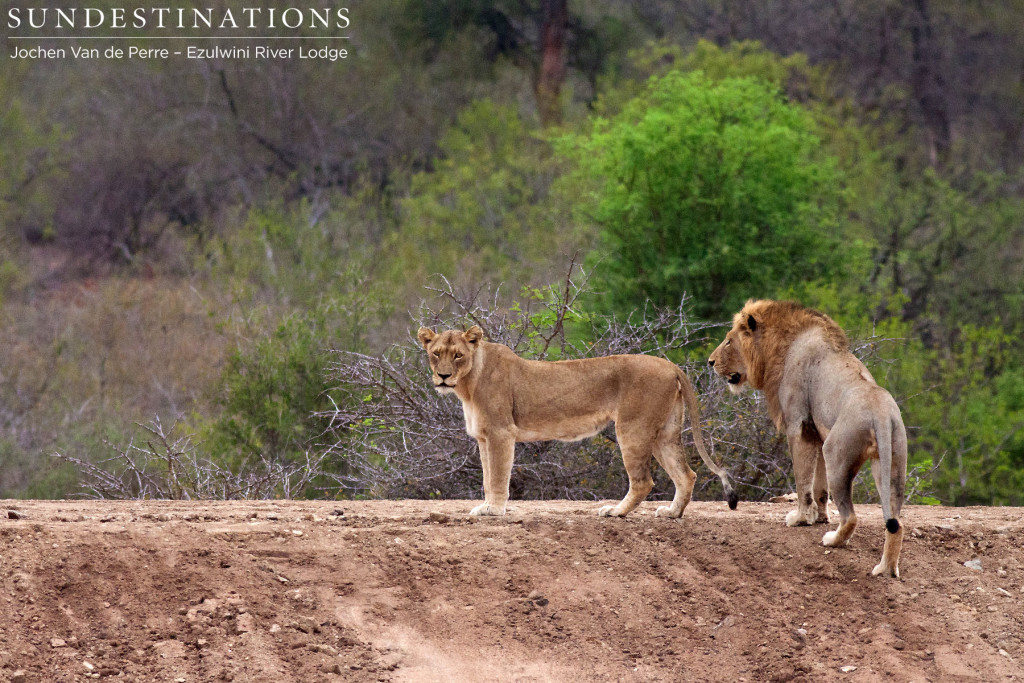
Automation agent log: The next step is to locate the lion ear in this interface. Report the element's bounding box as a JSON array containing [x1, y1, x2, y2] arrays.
[[417, 327, 436, 348], [463, 325, 484, 344], [747, 315, 758, 332]]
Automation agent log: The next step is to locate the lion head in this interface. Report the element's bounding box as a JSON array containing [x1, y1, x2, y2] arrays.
[[416, 325, 484, 394], [707, 328, 749, 394], [709, 299, 849, 422]]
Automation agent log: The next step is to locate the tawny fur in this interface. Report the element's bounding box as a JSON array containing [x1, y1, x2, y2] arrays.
[[418, 325, 738, 519], [708, 299, 907, 578]]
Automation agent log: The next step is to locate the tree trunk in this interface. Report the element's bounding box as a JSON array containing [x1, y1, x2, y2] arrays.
[[910, 0, 951, 166], [536, 0, 568, 127]]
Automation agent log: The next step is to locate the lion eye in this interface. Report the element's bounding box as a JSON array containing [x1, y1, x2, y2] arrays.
[[454, 353, 463, 360], [432, 351, 440, 358]]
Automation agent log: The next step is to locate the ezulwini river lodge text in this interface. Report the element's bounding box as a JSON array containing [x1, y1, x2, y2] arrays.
[[10, 44, 348, 61]]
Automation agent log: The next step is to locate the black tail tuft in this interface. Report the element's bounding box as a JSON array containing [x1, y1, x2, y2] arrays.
[[885, 518, 901, 534], [727, 489, 739, 510]]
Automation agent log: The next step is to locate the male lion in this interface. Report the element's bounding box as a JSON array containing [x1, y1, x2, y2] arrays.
[[417, 325, 738, 518], [708, 300, 906, 577]]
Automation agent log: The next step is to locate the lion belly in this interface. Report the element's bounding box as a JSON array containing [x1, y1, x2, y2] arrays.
[[513, 413, 612, 443]]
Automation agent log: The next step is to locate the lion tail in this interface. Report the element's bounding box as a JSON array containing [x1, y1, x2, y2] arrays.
[[677, 367, 738, 510], [874, 415, 900, 534]]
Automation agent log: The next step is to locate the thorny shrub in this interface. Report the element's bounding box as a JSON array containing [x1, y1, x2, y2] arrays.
[[54, 417, 331, 500], [323, 267, 779, 504]]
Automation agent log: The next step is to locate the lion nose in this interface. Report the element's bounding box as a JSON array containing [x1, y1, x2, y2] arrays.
[[708, 359, 715, 367], [437, 372, 452, 380]]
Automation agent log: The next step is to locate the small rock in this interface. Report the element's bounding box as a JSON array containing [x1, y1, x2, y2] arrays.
[[964, 559, 983, 571], [51, 637, 67, 648], [290, 617, 321, 634], [269, 624, 281, 633], [892, 639, 906, 650], [83, 661, 95, 671], [839, 665, 857, 673], [291, 530, 303, 537], [321, 662, 343, 674], [7, 509, 26, 519], [331, 509, 344, 517], [266, 512, 279, 520], [308, 643, 339, 656], [428, 512, 450, 523], [711, 615, 735, 636], [527, 589, 543, 601], [235, 612, 255, 634], [11, 671, 27, 683], [790, 628, 807, 648]]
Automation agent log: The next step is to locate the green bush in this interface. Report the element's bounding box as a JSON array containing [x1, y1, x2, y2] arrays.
[[562, 68, 849, 320]]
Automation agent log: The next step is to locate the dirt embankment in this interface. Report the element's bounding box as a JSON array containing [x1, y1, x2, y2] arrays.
[[0, 499, 1022, 682]]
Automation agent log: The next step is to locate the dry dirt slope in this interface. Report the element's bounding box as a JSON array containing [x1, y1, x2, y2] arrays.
[[0, 499, 1022, 682]]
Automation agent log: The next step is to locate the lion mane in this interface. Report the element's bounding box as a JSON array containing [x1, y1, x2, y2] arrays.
[[735, 300, 849, 427]]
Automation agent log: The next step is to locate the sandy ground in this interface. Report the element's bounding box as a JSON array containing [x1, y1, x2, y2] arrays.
[[0, 498, 1022, 682]]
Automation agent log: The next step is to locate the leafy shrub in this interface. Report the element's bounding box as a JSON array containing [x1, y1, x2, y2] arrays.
[[562, 68, 849, 320]]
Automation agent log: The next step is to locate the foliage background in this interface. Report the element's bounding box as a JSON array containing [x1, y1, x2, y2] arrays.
[[2, 0, 1022, 506]]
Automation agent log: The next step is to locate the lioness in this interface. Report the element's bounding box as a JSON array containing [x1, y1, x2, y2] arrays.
[[708, 300, 906, 577], [417, 325, 738, 518]]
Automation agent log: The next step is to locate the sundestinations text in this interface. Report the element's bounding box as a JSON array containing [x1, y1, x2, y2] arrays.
[[7, 7, 350, 30]]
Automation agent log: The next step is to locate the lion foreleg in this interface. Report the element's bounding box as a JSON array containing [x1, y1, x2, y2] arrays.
[[785, 434, 820, 527], [470, 434, 514, 516]]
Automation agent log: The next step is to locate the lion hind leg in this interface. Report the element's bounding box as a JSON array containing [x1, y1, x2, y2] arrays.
[[813, 450, 830, 523], [598, 436, 654, 518], [652, 440, 697, 519], [822, 432, 864, 547]]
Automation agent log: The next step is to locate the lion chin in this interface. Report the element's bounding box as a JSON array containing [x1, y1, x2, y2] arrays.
[[726, 374, 748, 394], [434, 385, 456, 395]]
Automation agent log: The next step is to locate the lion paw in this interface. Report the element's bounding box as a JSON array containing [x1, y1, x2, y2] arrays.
[[655, 505, 682, 518], [871, 562, 900, 579], [785, 510, 812, 527], [822, 530, 847, 547], [469, 503, 504, 516], [597, 505, 623, 517]]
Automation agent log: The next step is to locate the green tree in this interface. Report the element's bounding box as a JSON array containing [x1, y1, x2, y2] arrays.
[[385, 99, 578, 295], [196, 203, 390, 474], [563, 69, 848, 320]]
